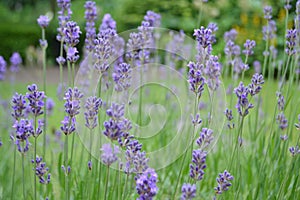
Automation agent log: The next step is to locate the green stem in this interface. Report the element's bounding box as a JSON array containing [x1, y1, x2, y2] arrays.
[[64, 134, 69, 200], [173, 96, 198, 198], [22, 153, 26, 200], [34, 116, 37, 200], [11, 145, 16, 200], [122, 174, 129, 200], [262, 21, 269, 77], [42, 28, 47, 159], [104, 166, 110, 200]]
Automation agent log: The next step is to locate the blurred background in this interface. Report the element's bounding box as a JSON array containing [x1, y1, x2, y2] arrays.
[[0, 0, 295, 66]]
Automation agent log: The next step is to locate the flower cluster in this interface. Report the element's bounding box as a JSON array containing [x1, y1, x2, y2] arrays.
[[56, 0, 72, 42], [194, 26, 213, 63], [11, 93, 27, 120], [10, 52, 22, 73], [276, 92, 288, 131], [31, 156, 51, 184], [189, 149, 207, 181], [234, 74, 264, 117], [100, 143, 120, 166], [63, 21, 82, 63], [234, 82, 254, 117], [285, 29, 297, 55], [112, 62, 132, 92], [225, 108, 234, 129], [84, 96, 102, 129], [144, 10, 161, 27], [196, 128, 214, 149], [100, 13, 116, 31], [0, 56, 7, 81], [93, 34, 113, 73], [204, 55, 221, 91], [135, 168, 158, 200], [60, 87, 83, 135], [289, 146, 300, 156], [26, 84, 46, 117], [187, 62, 205, 97], [242, 39, 256, 56], [37, 15, 50, 29], [214, 170, 234, 194], [84, 1, 97, 52], [181, 183, 196, 200], [263, 6, 273, 20], [13, 119, 33, 153]]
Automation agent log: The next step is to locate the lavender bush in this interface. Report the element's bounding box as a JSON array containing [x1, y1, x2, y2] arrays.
[[0, 1, 300, 200]]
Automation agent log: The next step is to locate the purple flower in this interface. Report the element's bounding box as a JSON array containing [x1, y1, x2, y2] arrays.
[[31, 156, 51, 184], [135, 168, 158, 200], [10, 52, 22, 73], [26, 84, 46, 117], [124, 140, 143, 174], [289, 146, 300, 156], [13, 119, 33, 153], [196, 128, 214, 149], [46, 98, 55, 116], [248, 73, 264, 96], [112, 62, 132, 92], [204, 55, 221, 90], [285, 29, 297, 55], [187, 62, 205, 97], [56, 0, 72, 42], [133, 151, 149, 174], [63, 21, 81, 46], [191, 113, 202, 126], [60, 116, 76, 135], [37, 15, 50, 28], [214, 170, 234, 194], [0, 56, 7, 80], [63, 87, 83, 117], [56, 56, 66, 66], [262, 20, 277, 41], [189, 149, 207, 181], [100, 14, 116, 31], [84, 96, 102, 129], [234, 82, 254, 117], [224, 29, 237, 42], [276, 92, 285, 111], [93, 36, 112, 73], [263, 6, 273, 20], [144, 10, 161, 27], [84, 1, 97, 52], [194, 27, 213, 49], [284, 0, 292, 10], [126, 32, 145, 63], [295, 114, 300, 130], [253, 61, 261, 74], [181, 183, 196, 200], [276, 113, 288, 130], [66, 46, 79, 63], [225, 108, 234, 129], [100, 143, 120, 166], [242, 39, 256, 56], [11, 93, 27, 120]]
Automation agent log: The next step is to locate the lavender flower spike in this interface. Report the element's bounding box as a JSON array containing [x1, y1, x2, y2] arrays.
[[248, 73, 264, 96], [181, 183, 196, 200], [31, 156, 51, 184], [263, 6, 273, 20], [11, 93, 27, 120], [112, 62, 132, 92], [100, 143, 120, 166], [214, 170, 234, 194], [26, 84, 46, 117], [189, 149, 207, 181], [242, 39, 256, 56], [10, 52, 22, 73], [84, 96, 102, 129], [0, 56, 7, 80], [285, 29, 297, 55], [37, 15, 50, 29], [136, 168, 158, 200], [84, 1, 97, 52]]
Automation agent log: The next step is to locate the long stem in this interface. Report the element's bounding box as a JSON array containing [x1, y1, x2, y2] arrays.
[[122, 174, 129, 200], [64, 134, 69, 200], [22, 153, 26, 200], [42, 28, 47, 159], [173, 96, 198, 198], [11, 145, 16, 200], [59, 40, 64, 85], [104, 166, 110, 200], [34, 137, 37, 200]]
